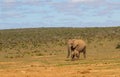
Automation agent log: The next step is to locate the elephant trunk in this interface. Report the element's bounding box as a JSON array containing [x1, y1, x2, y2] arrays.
[[67, 45, 71, 58]]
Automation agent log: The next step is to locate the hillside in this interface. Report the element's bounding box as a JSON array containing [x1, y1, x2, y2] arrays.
[[0, 27, 120, 58]]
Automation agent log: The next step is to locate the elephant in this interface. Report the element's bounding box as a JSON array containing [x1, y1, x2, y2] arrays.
[[67, 39, 86, 60], [71, 50, 80, 60]]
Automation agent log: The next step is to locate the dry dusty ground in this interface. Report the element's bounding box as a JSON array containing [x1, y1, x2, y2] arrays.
[[0, 56, 120, 77], [0, 63, 120, 77]]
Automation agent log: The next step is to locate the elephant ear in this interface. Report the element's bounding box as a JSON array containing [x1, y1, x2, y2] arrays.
[[68, 39, 75, 46], [72, 40, 79, 48]]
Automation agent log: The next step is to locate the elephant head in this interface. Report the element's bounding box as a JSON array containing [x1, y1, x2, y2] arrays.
[[67, 39, 86, 60], [67, 39, 75, 58]]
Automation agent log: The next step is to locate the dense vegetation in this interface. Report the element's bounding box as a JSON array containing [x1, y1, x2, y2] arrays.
[[0, 27, 120, 58]]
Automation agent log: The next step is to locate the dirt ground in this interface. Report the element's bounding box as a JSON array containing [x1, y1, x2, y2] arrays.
[[0, 60, 120, 77]]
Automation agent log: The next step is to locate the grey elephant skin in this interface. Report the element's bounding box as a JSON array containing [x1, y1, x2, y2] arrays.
[[67, 39, 86, 60]]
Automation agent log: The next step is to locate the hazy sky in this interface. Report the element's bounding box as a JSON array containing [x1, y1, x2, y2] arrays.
[[0, 0, 120, 29]]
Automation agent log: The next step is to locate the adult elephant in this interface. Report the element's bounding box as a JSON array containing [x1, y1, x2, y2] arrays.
[[67, 39, 86, 60]]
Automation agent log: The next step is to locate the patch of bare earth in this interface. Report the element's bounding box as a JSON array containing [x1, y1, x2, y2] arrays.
[[0, 63, 120, 77]]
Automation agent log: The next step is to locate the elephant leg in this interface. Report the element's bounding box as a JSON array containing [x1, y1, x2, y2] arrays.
[[83, 51, 86, 58], [71, 54, 75, 61], [71, 52, 75, 60], [82, 47, 86, 58], [83, 47, 86, 58], [76, 52, 80, 60]]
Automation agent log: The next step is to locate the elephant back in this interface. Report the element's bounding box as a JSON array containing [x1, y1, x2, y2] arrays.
[[73, 39, 86, 52]]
